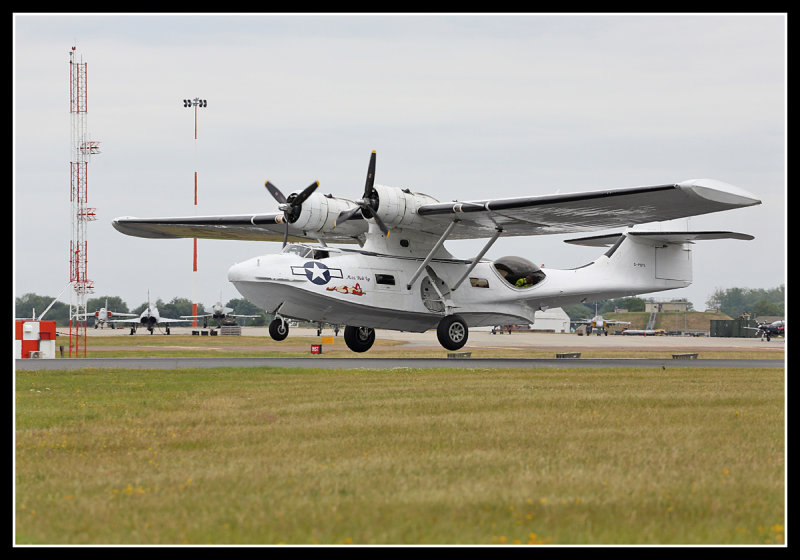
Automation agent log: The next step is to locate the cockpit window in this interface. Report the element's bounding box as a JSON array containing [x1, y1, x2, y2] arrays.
[[281, 244, 331, 259], [282, 245, 312, 258], [493, 256, 546, 288]]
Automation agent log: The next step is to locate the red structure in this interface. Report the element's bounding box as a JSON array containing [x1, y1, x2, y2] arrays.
[[15, 321, 58, 359], [69, 47, 99, 357]]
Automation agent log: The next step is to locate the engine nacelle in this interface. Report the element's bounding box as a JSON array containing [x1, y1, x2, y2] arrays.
[[289, 192, 359, 234], [372, 184, 439, 228]]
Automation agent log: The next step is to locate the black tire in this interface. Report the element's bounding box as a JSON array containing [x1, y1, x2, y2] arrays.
[[344, 326, 375, 353], [269, 318, 289, 341], [437, 314, 468, 350]]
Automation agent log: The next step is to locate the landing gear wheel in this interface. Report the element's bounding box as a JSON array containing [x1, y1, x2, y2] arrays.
[[269, 318, 289, 341], [344, 326, 375, 353], [437, 314, 468, 350]]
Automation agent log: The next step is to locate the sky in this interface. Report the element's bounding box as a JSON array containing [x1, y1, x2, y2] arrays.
[[13, 13, 786, 315]]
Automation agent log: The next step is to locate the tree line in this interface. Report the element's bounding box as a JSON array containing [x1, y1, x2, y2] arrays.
[[16, 285, 784, 327], [704, 285, 784, 318], [14, 294, 270, 327]]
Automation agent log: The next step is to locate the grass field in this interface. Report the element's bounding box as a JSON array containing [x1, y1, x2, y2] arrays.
[[49, 331, 785, 360], [15, 363, 784, 545]]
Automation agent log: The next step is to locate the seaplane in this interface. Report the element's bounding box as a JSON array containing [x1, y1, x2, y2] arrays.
[[112, 151, 761, 352]]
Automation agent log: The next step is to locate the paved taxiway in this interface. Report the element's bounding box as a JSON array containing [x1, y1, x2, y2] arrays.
[[15, 327, 784, 370]]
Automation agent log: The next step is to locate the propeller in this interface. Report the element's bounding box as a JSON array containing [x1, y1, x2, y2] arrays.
[[334, 150, 390, 236], [265, 180, 319, 247]]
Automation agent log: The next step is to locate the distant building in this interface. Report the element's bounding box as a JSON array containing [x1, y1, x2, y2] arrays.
[[531, 308, 571, 333], [645, 300, 690, 313]]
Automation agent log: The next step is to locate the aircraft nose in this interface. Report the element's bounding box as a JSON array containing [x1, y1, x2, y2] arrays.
[[227, 259, 253, 283]]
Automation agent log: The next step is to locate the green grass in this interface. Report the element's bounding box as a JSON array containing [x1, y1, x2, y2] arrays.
[[15, 367, 784, 545]]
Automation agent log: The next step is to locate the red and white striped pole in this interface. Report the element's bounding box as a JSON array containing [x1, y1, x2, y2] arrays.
[[183, 98, 207, 326]]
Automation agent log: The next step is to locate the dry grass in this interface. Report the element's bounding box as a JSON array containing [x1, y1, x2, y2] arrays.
[[54, 332, 784, 361], [15, 366, 784, 545]]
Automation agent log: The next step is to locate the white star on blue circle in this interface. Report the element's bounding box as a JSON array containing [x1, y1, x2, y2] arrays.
[[303, 261, 331, 285]]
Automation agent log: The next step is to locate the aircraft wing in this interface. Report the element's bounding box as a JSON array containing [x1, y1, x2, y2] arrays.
[[112, 213, 364, 243], [180, 314, 213, 320], [415, 179, 761, 240], [113, 179, 760, 242], [158, 317, 191, 324]]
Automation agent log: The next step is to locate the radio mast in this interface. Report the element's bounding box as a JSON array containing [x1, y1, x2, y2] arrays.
[[69, 46, 100, 357], [182, 97, 207, 325]]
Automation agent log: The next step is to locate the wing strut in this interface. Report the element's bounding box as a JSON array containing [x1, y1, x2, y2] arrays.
[[450, 227, 503, 291], [406, 220, 459, 290]]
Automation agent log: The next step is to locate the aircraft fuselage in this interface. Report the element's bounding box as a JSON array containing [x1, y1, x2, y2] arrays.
[[227, 237, 691, 333]]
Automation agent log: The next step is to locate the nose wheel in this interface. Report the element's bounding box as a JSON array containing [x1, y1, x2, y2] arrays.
[[437, 314, 468, 350]]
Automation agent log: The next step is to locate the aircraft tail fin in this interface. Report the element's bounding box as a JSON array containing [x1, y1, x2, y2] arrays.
[[563, 230, 754, 289]]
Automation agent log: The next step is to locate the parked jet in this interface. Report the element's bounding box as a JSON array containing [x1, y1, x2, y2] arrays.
[[111, 294, 189, 335], [75, 298, 137, 329], [181, 301, 260, 328], [576, 314, 631, 336], [113, 151, 760, 352], [745, 319, 785, 341]]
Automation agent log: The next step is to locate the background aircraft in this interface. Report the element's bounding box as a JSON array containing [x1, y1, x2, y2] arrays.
[[74, 298, 137, 329], [745, 319, 785, 341], [576, 314, 631, 336], [111, 294, 188, 335], [181, 301, 260, 328]]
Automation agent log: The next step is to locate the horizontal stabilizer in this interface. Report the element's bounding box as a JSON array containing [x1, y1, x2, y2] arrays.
[[564, 231, 755, 247]]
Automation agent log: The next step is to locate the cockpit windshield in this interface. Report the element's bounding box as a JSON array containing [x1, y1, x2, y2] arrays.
[[282, 244, 312, 258], [493, 256, 546, 288], [281, 244, 330, 259]]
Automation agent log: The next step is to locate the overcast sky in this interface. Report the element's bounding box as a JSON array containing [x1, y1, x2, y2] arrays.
[[13, 13, 786, 315]]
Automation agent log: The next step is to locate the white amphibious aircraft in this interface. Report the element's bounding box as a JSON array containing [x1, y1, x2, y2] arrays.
[[113, 151, 760, 352]]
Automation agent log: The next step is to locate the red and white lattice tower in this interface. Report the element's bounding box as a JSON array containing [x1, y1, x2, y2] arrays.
[[69, 46, 100, 357]]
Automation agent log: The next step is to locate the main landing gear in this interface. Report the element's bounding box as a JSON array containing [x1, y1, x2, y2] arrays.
[[268, 318, 289, 341], [437, 314, 468, 351], [267, 315, 468, 353], [343, 326, 375, 353]]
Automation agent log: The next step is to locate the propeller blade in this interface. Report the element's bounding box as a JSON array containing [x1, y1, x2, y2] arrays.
[[363, 150, 376, 198], [362, 204, 390, 236], [282, 222, 289, 248], [292, 181, 320, 207], [334, 206, 361, 228], [265, 181, 287, 204]]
